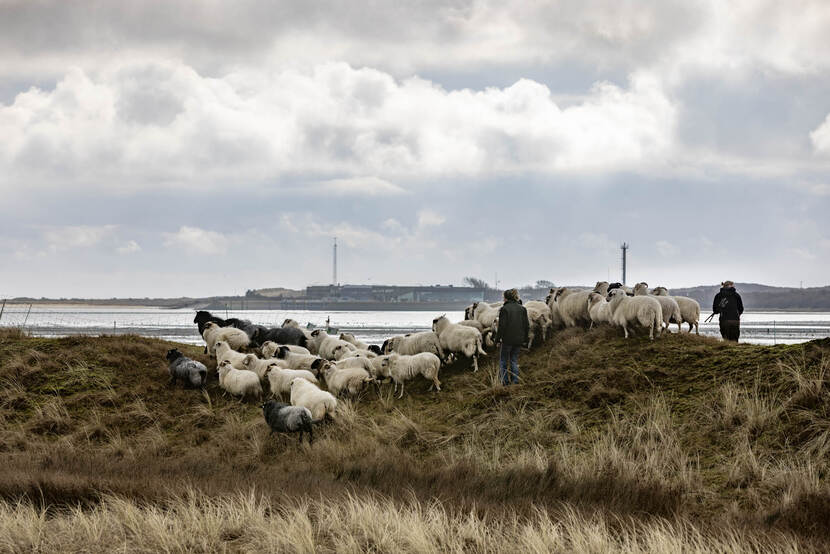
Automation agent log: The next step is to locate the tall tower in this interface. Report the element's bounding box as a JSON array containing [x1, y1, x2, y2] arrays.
[[621, 242, 629, 285], [332, 237, 338, 286]]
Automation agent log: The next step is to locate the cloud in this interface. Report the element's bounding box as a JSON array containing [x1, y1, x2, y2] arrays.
[[417, 210, 445, 228], [655, 240, 678, 257], [41, 224, 116, 251], [163, 226, 228, 255], [315, 176, 407, 196], [810, 114, 830, 155], [116, 240, 141, 254]]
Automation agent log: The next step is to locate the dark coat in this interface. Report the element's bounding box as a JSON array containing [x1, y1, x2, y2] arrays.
[[495, 299, 529, 346], [713, 287, 744, 321]]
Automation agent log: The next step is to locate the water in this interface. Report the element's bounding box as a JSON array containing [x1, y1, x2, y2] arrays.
[[0, 305, 828, 346]]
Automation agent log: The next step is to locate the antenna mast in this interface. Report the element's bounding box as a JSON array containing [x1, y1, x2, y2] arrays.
[[621, 242, 629, 285], [332, 237, 338, 286]]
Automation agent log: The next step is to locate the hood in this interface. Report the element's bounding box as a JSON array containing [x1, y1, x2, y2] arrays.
[[719, 286, 736, 295]]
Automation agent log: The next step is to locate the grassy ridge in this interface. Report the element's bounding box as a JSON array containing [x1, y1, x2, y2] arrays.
[[0, 327, 828, 551]]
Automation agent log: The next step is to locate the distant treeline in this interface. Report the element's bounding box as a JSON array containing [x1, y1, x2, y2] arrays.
[[669, 283, 830, 311]]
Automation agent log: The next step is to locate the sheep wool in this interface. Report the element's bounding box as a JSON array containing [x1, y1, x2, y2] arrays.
[[261, 400, 313, 445], [290, 378, 337, 422]]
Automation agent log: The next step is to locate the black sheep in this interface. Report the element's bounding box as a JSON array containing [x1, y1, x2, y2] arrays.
[[251, 326, 308, 348], [261, 400, 313, 445], [165, 348, 207, 388]]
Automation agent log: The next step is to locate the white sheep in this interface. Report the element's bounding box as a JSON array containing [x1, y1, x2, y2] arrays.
[[525, 300, 552, 344], [587, 292, 614, 327], [545, 289, 566, 330], [652, 286, 701, 334], [217, 360, 262, 400], [593, 281, 610, 296], [339, 332, 370, 350], [607, 288, 663, 339], [273, 346, 327, 373], [633, 282, 683, 333], [471, 301, 501, 328], [381, 331, 445, 360], [553, 287, 592, 328], [334, 347, 378, 360], [240, 353, 288, 381], [322, 364, 373, 397], [432, 315, 486, 372], [202, 321, 250, 356], [290, 377, 336, 422], [260, 341, 310, 358], [381, 353, 441, 398], [457, 320, 495, 348], [265, 363, 319, 397], [309, 330, 356, 360], [214, 340, 249, 369], [331, 356, 375, 374]]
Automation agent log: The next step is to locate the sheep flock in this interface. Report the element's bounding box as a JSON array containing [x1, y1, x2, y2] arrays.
[[184, 282, 700, 443]]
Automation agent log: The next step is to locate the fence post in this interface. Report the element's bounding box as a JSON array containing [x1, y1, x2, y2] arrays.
[[0, 299, 5, 323], [773, 320, 776, 345], [22, 303, 32, 328]]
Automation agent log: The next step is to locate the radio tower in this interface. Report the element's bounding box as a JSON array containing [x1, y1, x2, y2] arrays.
[[621, 242, 629, 285], [332, 237, 338, 286]]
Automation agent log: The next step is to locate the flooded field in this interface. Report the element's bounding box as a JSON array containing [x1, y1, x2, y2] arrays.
[[1, 305, 828, 345]]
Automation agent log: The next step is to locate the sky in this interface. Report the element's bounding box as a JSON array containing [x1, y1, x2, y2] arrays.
[[1, 0, 830, 298]]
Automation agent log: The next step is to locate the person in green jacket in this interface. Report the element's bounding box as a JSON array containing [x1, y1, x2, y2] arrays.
[[494, 288, 529, 386]]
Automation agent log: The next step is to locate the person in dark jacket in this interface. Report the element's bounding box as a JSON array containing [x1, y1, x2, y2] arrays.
[[494, 288, 529, 386], [712, 280, 744, 342]]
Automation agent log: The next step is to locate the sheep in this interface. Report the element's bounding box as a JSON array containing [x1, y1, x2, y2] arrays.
[[607, 288, 663, 340], [214, 340, 249, 369], [432, 315, 486, 372], [545, 289, 566, 330], [274, 346, 327, 373], [381, 331, 445, 360], [587, 292, 614, 327], [339, 332, 370, 350], [553, 287, 592, 328], [525, 300, 553, 344], [380, 353, 441, 398], [260, 341, 311, 358], [261, 400, 313, 445], [652, 286, 701, 334], [331, 356, 375, 375], [250, 325, 308, 348], [367, 355, 391, 380], [265, 363, 319, 397], [240, 353, 288, 381], [309, 330, 356, 360], [282, 318, 314, 343], [193, 310, 261, 339], [217, 360, 262, 400], [633, 282, 683, 333], [322, 364, 373, 397], [593, 281, 610, 296], [335, 347, 377, 360], [165, 348, 207, 388], [290, 378, 337, 422], [202, 321, 250, 356], [457, 320, 495, 348], [471, 301, 501, 328]]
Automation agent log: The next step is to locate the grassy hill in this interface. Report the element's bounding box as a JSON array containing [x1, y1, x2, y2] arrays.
[[0, 328, 828, 551]]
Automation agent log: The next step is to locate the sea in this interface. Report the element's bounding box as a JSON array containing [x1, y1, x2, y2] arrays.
[[0, 305, 828, 346]]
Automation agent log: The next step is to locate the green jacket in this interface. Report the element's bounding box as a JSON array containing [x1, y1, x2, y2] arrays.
[[495, 300, 529, 346]]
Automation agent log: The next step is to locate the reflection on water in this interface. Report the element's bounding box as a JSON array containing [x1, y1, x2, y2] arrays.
[[1, 306, 828, 346]]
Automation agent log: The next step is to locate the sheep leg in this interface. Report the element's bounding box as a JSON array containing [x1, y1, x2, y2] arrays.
[[398, 381, 404, 399], [298, 432, 303, 445], [434, 377, 441, 392], [308, 427, 313, 445], [168, 375, 176, 387], [472, 354, 479, 373], [622, 324, 629, 339]]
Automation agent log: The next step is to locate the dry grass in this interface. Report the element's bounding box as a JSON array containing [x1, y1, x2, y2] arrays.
[[0, 328, 829, 550]]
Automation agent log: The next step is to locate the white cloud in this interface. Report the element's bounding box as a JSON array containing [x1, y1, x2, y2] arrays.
[[163, 226, 228, 254], [656, 240, 678, 257], [810, 114, 830, 155], [41, 225, 116, 251], [116, 240, 141, 254], [0, 60, 677, 195], [417, 210, 446, 228]]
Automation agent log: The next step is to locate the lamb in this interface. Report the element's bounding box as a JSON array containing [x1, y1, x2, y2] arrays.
[[260, 341, 311, 358], [265, 364, 319, 397], [250, 325, 308, 348], [593, 281, 610, 296], [471, 301, 501, 328], [309, 330, 356, 360], [587, 292, 614, 327], [261, 400, 313, 445], [432, 315, 486, 372], [553, 288, 592, 328], [381, 331, 445, 360], [367, 355, 390, 380], [607, 288, 663, 339], [240, 353, 288, 381], [165, 348, 207, 388], [633, 282, 683, 333], [331, 356, 375, 374], [339, 332, 370, 350], [202, 321, 250, 356], [290, 378, 337, 422], [322, 364, 373, 397], [214, 340, 249, 369], [457, 320, 495, 348], [217, 360, 262, 400], [525, 300, 552, 344], [652, 286, 701, 334], [380, 353, 441, 398]]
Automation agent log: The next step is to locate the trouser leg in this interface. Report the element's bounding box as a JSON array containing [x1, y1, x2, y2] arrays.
[[510, 345, 520, 384], [499, 345, 510, 385]]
